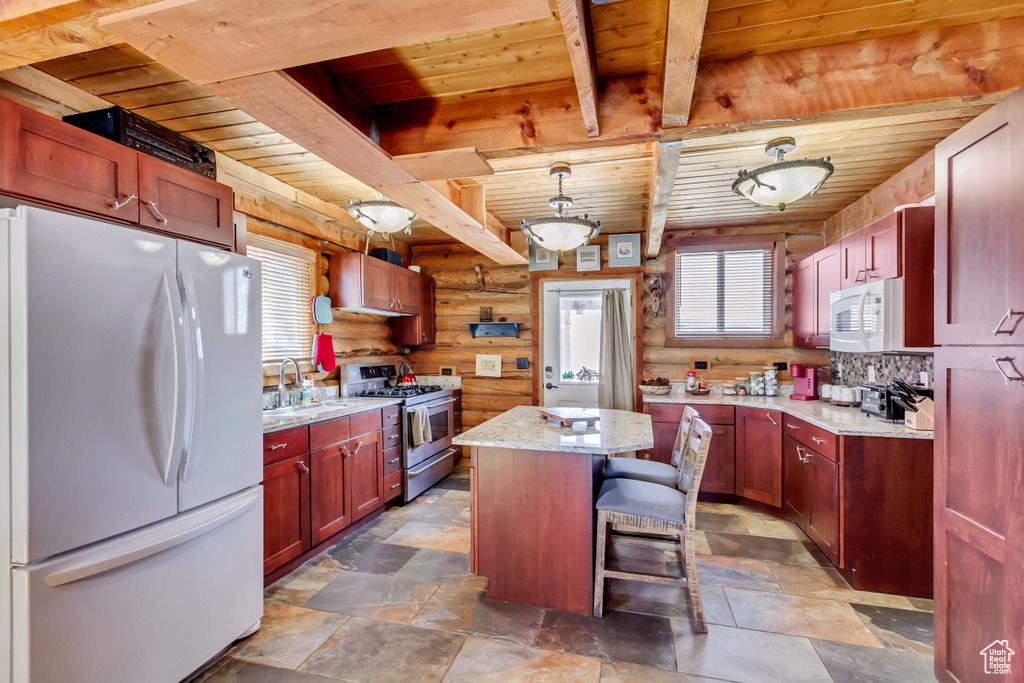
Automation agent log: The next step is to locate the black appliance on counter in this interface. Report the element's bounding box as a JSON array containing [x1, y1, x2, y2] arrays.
[[860, 382, 934, 422], [63, 107, 217, 179]]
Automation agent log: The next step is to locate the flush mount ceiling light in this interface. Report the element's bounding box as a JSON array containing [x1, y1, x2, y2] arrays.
[[347, 194, 417, 237], [732, 137, 834, 212], [520, 162, 601, 256]]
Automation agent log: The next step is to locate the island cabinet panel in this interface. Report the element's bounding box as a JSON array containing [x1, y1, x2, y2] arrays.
[[474, 447, 595, 614], [0, 98, 139, 222], [735, 409, 783, 507], [309, 442, 350, 545], [262, 454, 310, 575], [137, 154, 233, 248]]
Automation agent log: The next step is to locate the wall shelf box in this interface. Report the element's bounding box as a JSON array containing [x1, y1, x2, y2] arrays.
[[466, 322, 522, 338]]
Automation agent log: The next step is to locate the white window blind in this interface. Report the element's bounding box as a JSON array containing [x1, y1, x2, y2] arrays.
[[674, 247, 775, 338], [248, 235, 317, 363]]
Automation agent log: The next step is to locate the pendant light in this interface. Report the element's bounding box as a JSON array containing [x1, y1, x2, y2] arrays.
[[520, 162, 601, 255], [347, 193, 417, 237], [732, 138, 834, 212]]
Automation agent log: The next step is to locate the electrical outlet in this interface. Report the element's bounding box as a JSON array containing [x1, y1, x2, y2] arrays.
[[771, 360, 788, 372], [516, 357, 529, 369], [837, 362, 843, 381], [867, 364, 876, 383], [691, 359, 710, 371]]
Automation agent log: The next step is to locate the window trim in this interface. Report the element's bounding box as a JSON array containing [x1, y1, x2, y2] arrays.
[[664, 235, 786, 348], [248, 233, 319, 365]]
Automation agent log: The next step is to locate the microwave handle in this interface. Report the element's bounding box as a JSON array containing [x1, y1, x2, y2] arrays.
[[858, 286, 870, 347]]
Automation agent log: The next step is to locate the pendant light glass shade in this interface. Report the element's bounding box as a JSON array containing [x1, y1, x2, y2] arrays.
[[732, 138, 834, 212], [347, 199, 417, 236], [520, 163, 601, 255]]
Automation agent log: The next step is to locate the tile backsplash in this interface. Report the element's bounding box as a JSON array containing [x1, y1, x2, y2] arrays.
[[828, 351, 934, 387]]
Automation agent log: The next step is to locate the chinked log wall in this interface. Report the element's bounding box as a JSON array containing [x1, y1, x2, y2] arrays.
[[409, 226, 829, 430]]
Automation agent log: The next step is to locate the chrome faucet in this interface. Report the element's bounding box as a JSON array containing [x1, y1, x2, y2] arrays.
[[278, 358, 303, 408]]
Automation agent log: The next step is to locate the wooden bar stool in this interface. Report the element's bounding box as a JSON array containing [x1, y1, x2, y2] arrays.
[[603, 406, 699, 487], [593, 418, 714, 633]]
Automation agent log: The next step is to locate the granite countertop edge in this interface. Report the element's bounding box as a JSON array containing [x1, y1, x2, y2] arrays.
[[262, 397, 405, 435], [644, 392, 933, 440], [451, 436, 656, 456]]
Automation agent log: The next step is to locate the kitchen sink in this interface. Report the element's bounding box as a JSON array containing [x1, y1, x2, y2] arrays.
[[262, 404, 322, 416]]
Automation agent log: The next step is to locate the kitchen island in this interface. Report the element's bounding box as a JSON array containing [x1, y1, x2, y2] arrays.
[[453, 405, 654, 615]]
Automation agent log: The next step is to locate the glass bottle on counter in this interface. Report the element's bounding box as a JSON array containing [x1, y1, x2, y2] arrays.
[[763, 366, 779, 396], [749, 371, 765, 396]]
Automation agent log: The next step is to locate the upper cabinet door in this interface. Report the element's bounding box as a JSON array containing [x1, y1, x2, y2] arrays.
[[392, 266, 422, 315], [793, 256, 815, 347], [138, 155, 234, 248], [864, 213, 901, 282], [0, 99, 139, 222], [361, 254, 395, 311], [839, 230, 866, 290], [812, 244, 841, 347], [935, 89, 1024, 346]]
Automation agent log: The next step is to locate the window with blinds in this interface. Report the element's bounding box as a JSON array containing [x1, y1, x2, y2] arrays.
[[247, 235, 317, 363], [673, 245, 776, 339]]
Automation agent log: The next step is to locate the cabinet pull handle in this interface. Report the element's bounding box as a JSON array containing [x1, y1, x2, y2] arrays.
[[389, 434, 399, 440], [854, 268, 867, 283], [786, 423, 798, 430], [146, 200, 169, 225], [804, 335, 811, 344], [991, 356, 1024, 385], [422, 333, 427, 342], [111, 194, 137, 210], [811, 436, 825, 444], [795, 445, 809, 463], [389, 457, 400, 464], [395, 298, 404, 310], [390, 483, 401, 489], [298, 462, 310, 473], [989, 309, 1024, 336], [269, 444, 287, 450], [765, 413, 777, 425]]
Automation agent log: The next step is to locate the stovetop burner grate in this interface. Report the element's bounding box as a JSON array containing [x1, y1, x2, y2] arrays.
[[358, 385, 443, 399]]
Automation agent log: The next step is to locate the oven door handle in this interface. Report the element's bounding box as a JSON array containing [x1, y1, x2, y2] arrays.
[[407, 446, 461, 476], [423, 397, 457, 409]]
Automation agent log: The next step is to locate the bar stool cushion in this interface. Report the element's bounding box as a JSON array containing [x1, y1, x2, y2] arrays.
[[604, 458, 678, 488], [596, 478, 686, 524]]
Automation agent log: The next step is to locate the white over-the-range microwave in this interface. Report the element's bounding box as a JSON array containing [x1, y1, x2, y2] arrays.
[[829, 278, 929, 353]]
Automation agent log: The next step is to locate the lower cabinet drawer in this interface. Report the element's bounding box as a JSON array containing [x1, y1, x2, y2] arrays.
[[263, 426, 309, 465], [382, 405, 401, 427], [384, 447, 402, 476], [649, 403, 685, 424], [692, 405, 735, 425], [384, 469, 403, 502], [383, 425, 402, 450], [782, 416, 837, 461], [350, 409, 383, 438]]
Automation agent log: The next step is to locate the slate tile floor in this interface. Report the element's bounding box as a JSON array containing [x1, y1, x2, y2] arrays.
[[197, 461, 936, 682]]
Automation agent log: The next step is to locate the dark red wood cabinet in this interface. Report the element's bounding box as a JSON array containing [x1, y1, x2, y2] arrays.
[[262, 454, 311, 574], [330, 252, 429, 318], [0, 97, 236, 249], [794, 244, 840, 347], [735, 408, 783, 507], [393, 274, 436, 345], [392, 265, 422, 315], [646, 403, 734, 494], [863, 213, 901, 282], [793, 256, 816, 347], [782, 437, 806, 528], [263, 408, 388, 576], [839, 229, 867, 290], [781, 433, 839, 565], [933, 84, 1024, 683]]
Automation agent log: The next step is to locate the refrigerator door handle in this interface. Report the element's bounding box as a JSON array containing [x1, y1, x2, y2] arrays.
[[161, 268, 187, 487], [179, 269, 205, 482], [41, 489, 261, 587]]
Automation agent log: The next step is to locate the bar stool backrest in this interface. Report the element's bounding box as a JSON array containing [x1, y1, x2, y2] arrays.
[[670, 406, 700, 468], [677, 418, 713, 529]]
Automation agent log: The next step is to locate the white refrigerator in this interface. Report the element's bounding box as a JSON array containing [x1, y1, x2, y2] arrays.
[[0, 205, 264, 683]]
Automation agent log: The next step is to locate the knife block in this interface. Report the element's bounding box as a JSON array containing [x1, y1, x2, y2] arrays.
[[905, 398, 935, 431]]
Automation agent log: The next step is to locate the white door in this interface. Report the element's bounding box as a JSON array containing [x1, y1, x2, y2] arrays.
[[177, 241, 262, 512], [6, 207, 182, 563], [12, 488, 263, 683], [541, 279, 631, 408]]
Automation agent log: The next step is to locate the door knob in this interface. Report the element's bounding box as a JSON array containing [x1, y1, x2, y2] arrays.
[[545, 383, 558, 390]]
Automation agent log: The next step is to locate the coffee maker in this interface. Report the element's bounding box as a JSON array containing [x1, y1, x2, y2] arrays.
[[789, 364, 820, 401]]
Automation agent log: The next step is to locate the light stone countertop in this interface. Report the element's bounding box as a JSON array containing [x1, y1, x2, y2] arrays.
[[452, 405, 654, 455], [262, 397, 404, 435], [416, 375, 462, 389], [644, 391, 933, 440]]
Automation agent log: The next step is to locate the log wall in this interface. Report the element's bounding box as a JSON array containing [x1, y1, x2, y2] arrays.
[[409, 226, 830, 428]]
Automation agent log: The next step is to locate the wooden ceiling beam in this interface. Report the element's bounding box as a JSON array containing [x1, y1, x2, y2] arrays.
[[661, 0, 709, 128], [377, 17, 1024, 158], [645, 141, 682, 258], [207, 70, 524, 265], [393, 148, 494, 181], [99, 0, 553, 85], [556, 0, 599, 137]]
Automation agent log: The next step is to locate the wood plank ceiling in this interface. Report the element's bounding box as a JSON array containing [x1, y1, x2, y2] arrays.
[[9, 0, 1024, 251]]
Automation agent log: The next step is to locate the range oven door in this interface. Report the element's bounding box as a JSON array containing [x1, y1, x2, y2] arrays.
[[403, 397, 456, 468]]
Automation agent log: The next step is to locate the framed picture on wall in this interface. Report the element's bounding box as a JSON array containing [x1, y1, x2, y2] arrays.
[[576, 245, 600, 272], [529, 242, 558, 271], [609, 234, 641, 267]]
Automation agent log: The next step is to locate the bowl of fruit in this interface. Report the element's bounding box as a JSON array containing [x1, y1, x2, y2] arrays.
[[639, 378, 672, 395]]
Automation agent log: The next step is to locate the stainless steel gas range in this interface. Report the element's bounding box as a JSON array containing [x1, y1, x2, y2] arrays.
[[340, 364, 458, 502]]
